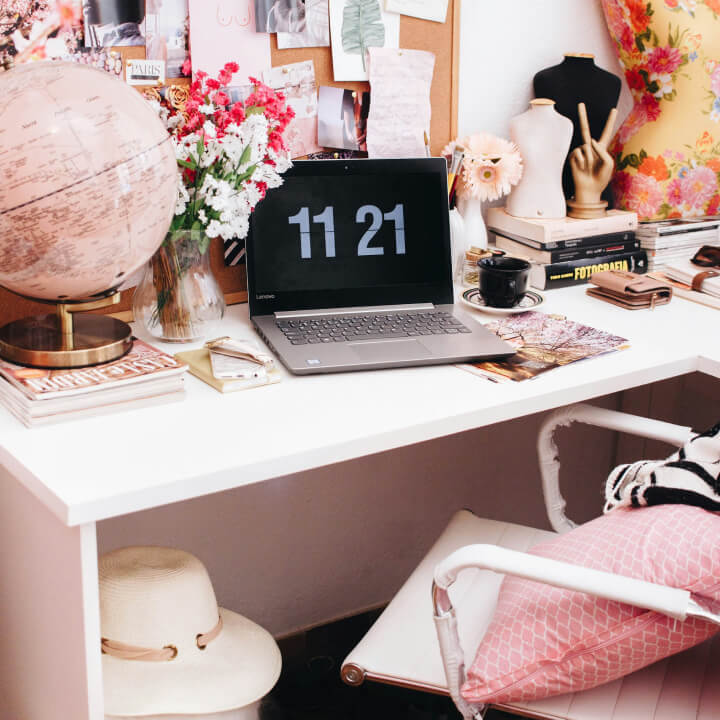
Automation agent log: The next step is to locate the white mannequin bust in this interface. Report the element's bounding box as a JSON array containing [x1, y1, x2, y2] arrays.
[[505, 99, 573, 219]]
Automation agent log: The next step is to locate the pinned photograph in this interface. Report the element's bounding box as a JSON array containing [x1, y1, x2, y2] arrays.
[[83, 0, 146, 47], [318, 86, 370, 152], [277, 0, 329, 48], [329, 0, 399, 81], [188, 0, 270, 80], [64, 48, 124, 77], [255, 0, 306, 32], [384, 0, 449, 23], [263, 61, 322, 158], [144, 0, 190, 78]]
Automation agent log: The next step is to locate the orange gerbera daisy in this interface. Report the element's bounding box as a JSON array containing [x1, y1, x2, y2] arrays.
[[638, 155, 669, 182]]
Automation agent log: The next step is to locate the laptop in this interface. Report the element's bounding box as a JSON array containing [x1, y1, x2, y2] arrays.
[[246, 158, 515, 374]]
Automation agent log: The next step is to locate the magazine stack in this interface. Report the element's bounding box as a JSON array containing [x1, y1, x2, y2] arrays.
[[635, 217, 720, 273], [0, 339, 187, 427], [487, 207, 646, 290]]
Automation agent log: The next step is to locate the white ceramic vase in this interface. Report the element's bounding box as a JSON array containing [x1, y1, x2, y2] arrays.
[[448, 207, 466, 282], [461, 197, 487, 251]]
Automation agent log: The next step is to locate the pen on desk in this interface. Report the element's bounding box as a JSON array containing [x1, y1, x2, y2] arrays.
[[424, 131, 431, 158], [447, 144, 464, 199]]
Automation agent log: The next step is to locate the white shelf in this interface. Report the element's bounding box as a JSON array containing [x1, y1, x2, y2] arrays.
[[0, 285, 717, 527]]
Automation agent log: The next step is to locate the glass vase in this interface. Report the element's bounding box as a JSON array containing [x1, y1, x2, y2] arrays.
[[132, 230, 225, 343]]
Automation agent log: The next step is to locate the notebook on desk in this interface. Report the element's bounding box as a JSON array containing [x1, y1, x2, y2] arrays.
[[246, 158, 514, 374]]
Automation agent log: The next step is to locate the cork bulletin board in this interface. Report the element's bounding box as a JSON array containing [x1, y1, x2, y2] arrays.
[[0, 1, 460, 326]]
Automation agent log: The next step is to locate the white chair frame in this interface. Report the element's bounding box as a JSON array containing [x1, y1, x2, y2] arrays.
[[343, 403, 720, 720]]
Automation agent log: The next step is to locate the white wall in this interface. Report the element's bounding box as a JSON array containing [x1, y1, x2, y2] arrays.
[[457, 0, 633, 138]]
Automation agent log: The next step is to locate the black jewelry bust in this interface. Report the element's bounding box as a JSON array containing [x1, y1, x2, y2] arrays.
[[533, 54, 621, 205]]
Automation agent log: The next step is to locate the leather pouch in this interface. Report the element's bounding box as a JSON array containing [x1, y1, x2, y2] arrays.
[[586, 270, 672, 310]]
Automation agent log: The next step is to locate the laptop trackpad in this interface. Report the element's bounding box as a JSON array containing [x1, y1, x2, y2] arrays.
[[349, 339, 431, 361]]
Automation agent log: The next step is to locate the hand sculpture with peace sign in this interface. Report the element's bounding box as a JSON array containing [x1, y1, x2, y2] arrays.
[[567, 102, 618, 219]]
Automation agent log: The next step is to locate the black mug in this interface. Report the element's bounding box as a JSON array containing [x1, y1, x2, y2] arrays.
[[478, 256, 530, 308]]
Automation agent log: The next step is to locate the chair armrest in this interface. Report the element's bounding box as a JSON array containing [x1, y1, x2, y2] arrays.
[[431, 542, 720, 720], [538, 404, 694, 533], [433, 543, 701, 621]]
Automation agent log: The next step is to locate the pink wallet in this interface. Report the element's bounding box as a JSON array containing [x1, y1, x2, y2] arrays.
[[586, 270, 672, 310]]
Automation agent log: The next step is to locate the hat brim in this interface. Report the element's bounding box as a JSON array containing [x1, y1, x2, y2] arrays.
[[103, 608, 281, 716]]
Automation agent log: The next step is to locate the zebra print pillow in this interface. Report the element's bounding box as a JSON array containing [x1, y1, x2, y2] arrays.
[[605, 421, 720, 513]]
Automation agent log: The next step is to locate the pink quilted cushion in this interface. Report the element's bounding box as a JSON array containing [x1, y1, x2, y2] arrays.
[[461, 505, 720, 705]]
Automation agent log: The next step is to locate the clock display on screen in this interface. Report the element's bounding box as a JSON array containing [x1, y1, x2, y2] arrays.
[[251, 171, 447, 295]]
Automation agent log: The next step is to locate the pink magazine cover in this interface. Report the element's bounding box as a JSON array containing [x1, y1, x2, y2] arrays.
[[0, 339, 187, 401], [461, 311, 629, 383]]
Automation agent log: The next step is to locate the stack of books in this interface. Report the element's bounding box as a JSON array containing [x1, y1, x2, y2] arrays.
[[0, 339, 187, 427], [649, 259, 720, 311], [636, 217, 720, 273], [487, 208, 645, 290]]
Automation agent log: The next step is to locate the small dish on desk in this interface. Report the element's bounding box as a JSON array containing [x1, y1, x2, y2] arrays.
[[460, 287, 544, 315]]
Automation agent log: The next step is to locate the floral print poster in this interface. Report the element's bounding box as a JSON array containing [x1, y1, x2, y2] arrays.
[[601, 0, 720, 220]]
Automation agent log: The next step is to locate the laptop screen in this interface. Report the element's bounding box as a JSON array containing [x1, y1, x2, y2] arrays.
[[247, 158, 453, 316]]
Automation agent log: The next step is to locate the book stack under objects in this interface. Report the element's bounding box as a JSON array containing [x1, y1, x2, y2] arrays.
[[649, 257, 720, 310], [0, 339, 187, 427], [487, 207, 645, 290], [635, 217, 720, 273]]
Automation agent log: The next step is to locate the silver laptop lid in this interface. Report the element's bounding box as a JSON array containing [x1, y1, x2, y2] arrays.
[[246, 158, 452, 318]]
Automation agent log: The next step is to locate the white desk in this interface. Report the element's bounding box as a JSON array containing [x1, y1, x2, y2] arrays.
[[2, 286, 719, 719]]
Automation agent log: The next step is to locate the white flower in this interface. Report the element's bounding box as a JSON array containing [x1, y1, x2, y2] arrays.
[[203, 121, 217, 139], [174, 176, 189, 216], [650, 72, 673, 97], [163, 101, 294, 240]]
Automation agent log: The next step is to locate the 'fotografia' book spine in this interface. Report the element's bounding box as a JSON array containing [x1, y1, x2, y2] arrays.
[[530, 250, 649, 290], [493, 232, 640, 263]]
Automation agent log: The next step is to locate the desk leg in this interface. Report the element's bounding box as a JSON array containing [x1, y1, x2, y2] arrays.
[[0, 468, 102, 720]]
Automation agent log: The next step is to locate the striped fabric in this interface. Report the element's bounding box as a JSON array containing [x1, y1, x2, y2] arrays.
[[605, 421, 720, 512], [223, 238, 245, 266]]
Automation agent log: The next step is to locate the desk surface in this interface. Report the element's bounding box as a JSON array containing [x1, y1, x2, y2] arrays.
[[1, 286, 718, 527]]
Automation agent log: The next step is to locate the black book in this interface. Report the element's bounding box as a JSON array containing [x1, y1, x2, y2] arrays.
[[493, 232, 640, 263], [530, 250, 649, 290], [488, 226, 637, 251]]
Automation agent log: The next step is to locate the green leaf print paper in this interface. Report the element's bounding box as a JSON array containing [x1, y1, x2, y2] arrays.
[[341, 0, 386, 71]]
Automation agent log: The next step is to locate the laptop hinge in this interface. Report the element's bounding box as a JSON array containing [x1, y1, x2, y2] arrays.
[[274, 303, 435, 319]]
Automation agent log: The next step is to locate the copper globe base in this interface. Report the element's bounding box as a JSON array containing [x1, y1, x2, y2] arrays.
[[0, 293, 133, 368]]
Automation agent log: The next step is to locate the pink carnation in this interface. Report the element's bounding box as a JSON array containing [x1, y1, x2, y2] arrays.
[[616, 108, 643, 144], [612, 170, 632, 207], [616, 95, 662, 144], [625, 173, 664, 218], [682, 166, 718, 209], [712, 66, 720, 97], [602, 0, 630, 47], [647, 46, 683, 75], [667, 177, 684, 206], [619, 25, 636, 54], [639, 93, 662, 122]]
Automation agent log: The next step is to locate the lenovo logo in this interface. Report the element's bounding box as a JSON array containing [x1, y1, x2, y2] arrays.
[[256, 294, 276, 300]]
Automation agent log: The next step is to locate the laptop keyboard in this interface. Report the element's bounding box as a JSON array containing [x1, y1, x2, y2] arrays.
[[276, 311, 472, 345]]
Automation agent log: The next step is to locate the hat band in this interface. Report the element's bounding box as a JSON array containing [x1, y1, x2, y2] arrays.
[[101, 614, 223, 661]]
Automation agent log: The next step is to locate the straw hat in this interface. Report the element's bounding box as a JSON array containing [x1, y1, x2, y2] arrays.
[[100, 546, 282, 717]]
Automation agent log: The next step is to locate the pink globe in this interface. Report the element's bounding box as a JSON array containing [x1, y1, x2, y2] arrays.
[[0, 62, 178, 301]]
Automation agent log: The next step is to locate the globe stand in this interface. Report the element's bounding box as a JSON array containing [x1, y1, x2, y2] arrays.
[[0, 292, 133, 368]]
